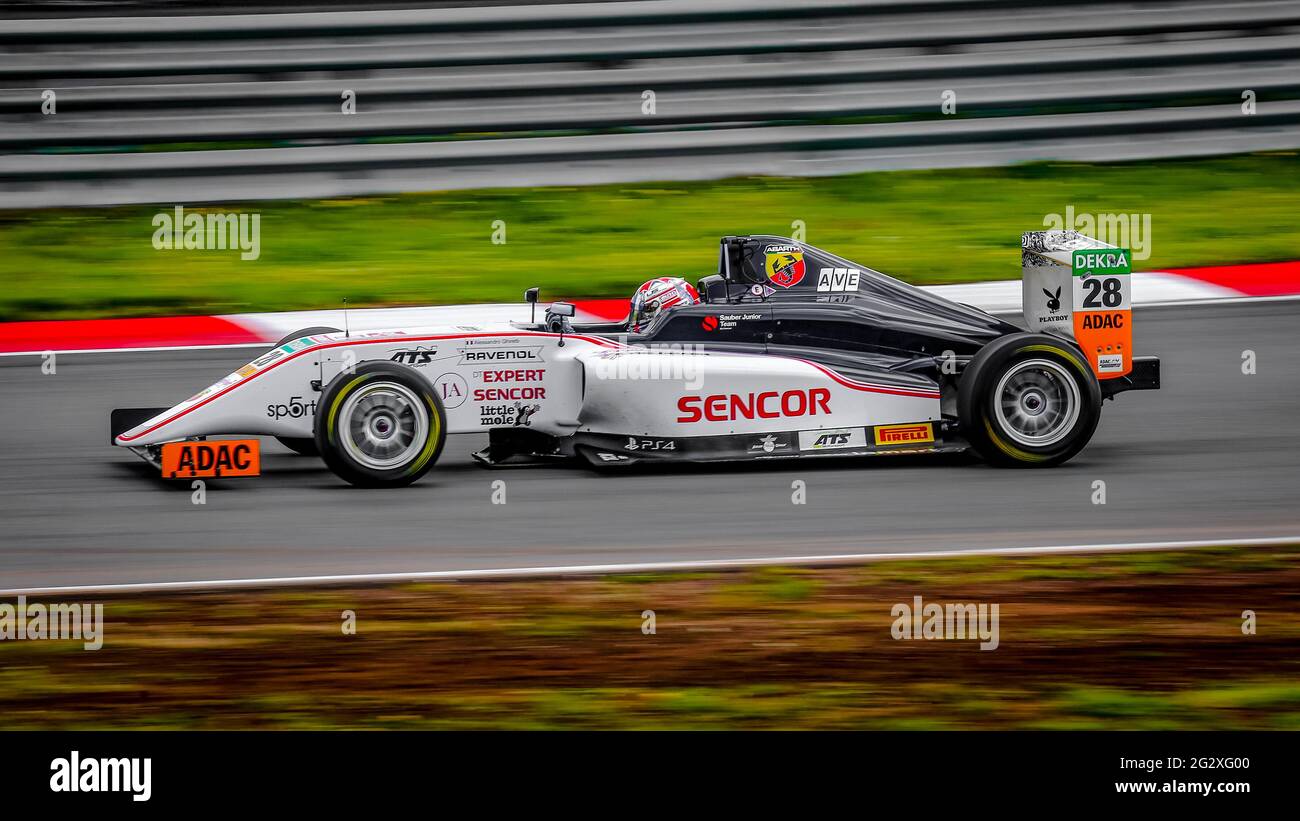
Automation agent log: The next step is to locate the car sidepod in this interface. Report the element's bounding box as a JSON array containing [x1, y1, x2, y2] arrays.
[[569, 348, 947, 466]]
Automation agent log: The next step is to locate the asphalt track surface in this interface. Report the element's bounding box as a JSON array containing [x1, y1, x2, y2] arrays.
[[1, 301, 1297, 590]]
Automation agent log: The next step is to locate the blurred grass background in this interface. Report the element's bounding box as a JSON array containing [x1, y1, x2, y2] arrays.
[[1, 151, 1297, 321], [2, 544, 1297, 729]]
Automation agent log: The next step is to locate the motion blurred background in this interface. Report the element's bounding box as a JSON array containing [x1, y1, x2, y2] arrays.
[[5, 0, 1300, 203], [1, 0, 1298, 320], [2, 0, 1299, 731]]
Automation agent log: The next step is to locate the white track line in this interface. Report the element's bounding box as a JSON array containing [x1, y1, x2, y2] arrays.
[[4, 536, 1296, 597]]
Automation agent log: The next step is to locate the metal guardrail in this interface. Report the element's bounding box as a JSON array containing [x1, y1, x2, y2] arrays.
[[6, 65, 1300, 149], [4, 2, 1299, 78], [0, 0, 1143, 42], [4, 33, 1298, 113], [7, 102, 1300, 179], [1, 0, 1297, 206]]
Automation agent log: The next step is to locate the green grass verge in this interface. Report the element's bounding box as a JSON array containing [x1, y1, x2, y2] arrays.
[[1, 544, 1297, 729], [2, 151, 1297, 321]]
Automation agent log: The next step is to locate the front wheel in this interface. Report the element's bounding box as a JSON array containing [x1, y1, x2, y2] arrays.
[[957, 333, 1101, 467], [273, 328, 341, 457], [314, 361, 447, 487]]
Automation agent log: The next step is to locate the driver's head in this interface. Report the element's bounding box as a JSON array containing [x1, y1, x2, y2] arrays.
[[629, 276, 700, 332]]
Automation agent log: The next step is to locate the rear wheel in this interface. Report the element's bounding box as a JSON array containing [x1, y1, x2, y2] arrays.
[[272, 327, 341, 457], [314, 361, 447, 487], [958, 333, 1101, 467]]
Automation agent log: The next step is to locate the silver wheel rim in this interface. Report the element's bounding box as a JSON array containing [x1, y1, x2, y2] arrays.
[[993, 358, 1080, 448], [337, 381, 428, 470]]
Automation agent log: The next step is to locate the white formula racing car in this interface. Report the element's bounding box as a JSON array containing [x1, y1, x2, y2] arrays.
[[111, 232, 1159, 487]]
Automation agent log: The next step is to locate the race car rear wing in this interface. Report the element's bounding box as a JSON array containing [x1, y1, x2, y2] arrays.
[[1022, 230, 1134, 380]]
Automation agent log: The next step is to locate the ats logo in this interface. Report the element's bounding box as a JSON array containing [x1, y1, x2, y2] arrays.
[[390, 347, 438, 366], [813, 432, 850, 447], [874, 423, 934, 446], [797, 427, 866, 451], [764, 243, 806, 288]]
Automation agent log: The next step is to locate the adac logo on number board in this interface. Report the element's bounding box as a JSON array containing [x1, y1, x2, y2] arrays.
[[161, 440, 261, 479], [1070, 248, 1133, 378]]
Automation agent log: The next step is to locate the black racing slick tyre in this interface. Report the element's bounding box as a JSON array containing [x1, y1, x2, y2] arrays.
[[314, 361, 447, 488], [273, 327, 341, 456], [957, 333, 1102, 468], [274, 326, 341, 347]]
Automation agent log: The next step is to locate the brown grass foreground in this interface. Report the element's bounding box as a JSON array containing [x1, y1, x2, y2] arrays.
[[2, 545, 1299, 729]]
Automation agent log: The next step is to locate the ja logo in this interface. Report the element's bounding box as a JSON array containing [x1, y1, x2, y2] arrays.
[[435, 373, 468, 408]]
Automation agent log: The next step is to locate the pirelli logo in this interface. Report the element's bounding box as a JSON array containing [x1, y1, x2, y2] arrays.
[[874, 423, 934, 446]]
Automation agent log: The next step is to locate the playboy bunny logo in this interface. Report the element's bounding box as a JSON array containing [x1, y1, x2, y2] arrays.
[[1043, 286, 1062, 313]]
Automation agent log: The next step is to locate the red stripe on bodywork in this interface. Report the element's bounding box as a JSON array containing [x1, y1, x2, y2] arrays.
[[803, 361, 941, 399], [0, 315, 264, 353], [1164, 260, 1300, 297]]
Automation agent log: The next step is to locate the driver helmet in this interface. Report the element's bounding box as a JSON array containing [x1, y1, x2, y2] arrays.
[[629, 276, 700, 332]]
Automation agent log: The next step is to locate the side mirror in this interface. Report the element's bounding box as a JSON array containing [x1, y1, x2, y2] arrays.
[[524, 287, 540, 323], [546, 302, 576, 343]]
